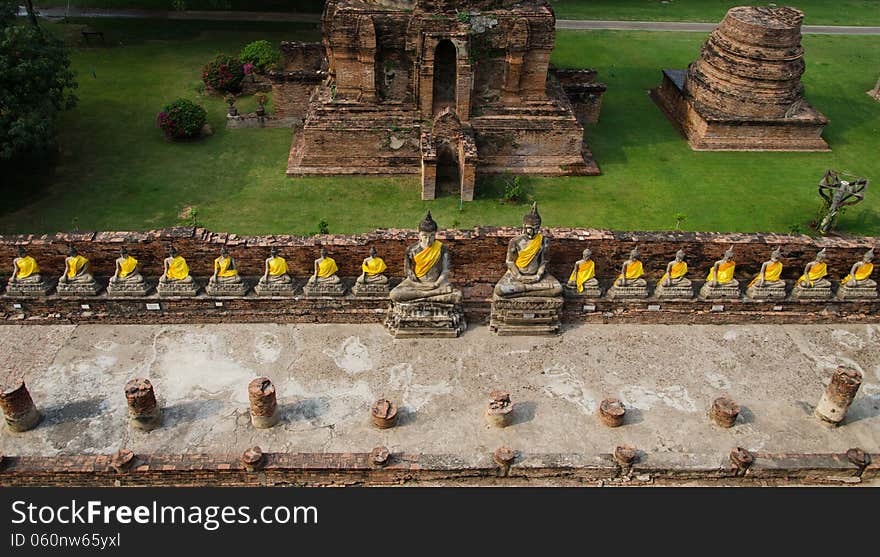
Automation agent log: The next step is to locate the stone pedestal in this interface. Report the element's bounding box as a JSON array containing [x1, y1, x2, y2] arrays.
[[699, 282, 741, 300], [815, 366, 862, 426], [156, 280, 200, 297], [836, 284, 877, 300], [385, 300, 466, 338], [5, 280, 53, 297], [563, 283, 603, 299], [654, 282, 694, 300], [351, 281, 390, 298], [56, 280, 101, 297], [106, 280, 153, 297], [205, 279, 250, 297], [607, 283, 649, 300], [489, 296, 563, 336], [248, 376, 280, 429], [791, 283, 832, 300], [254, 279, 298, 297], [302, 280, 346, 297], [124, 377, 161, 431], [746, 282, 787, 300], [0, 380, 42, 433]]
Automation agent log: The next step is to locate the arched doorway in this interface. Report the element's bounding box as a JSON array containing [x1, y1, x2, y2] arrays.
[[432, 40, 457, 114], [435, 141, 460, 196]]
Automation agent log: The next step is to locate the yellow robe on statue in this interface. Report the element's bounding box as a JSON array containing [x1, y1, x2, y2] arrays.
[[748, 261, 782, 288], [268, 257, 288, 276], [119, 256, 138, 278], [214, 256, 238, 277], [515, 234, 543, 269], [166, 256, 189, 280], [706, 261, 736, 284], [66, 255, 89, 279], [841, 262, 873, 285], [617, 260, 644, 282], [362, 257, 387, 276], [796, 262, 827, 286], [413, 241, 442, 279], [15, 256, 39, 279], [658, 261, 687, 286], [568, 260, 595, 293], [316, 257, 338, 278]]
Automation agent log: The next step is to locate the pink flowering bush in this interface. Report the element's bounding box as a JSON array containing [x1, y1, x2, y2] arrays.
[[157, 98, 207, 139], [201, 54, 245, 93]]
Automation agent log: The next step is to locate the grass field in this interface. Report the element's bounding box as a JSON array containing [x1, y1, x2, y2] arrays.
[[1, 18, 879, 236], [32, 0, 880, 26]]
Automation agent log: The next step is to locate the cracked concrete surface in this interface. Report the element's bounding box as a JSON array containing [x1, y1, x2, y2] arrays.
[[0, 323, 878, 460]]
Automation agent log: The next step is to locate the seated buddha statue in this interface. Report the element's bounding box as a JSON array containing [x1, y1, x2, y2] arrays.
[[655, 250, 693, 299], [608, 247, 649, 299], [157, 246, 199, 296], [107, 246, 150, 296], [303, 246, 345, 296], [207, 246, 247, 295], [352, 246, 390, 297], [389, 211, 461, 304], [793, 249, 831, 299], [746, 247, 786, 299], [57, 246, 100, 295], [700, 248, 740, 299], [493, 203, 562, 299], [565, 248, 601, 297], [6, 246, 51, 296], [255, 247, 295, 296], [837, 248, 876, 299]]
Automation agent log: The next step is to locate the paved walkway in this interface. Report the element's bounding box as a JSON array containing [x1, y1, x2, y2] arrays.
[[20, 7, 880, 35]]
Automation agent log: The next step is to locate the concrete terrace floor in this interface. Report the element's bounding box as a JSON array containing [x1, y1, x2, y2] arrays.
[[0, 323, 878, 462]]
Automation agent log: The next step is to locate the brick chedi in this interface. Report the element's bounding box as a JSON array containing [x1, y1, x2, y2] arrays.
[[276, 0, 605, 201], [651, 6, 829, 151]]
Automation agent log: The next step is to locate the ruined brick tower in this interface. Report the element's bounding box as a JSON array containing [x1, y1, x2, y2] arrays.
[[275, 0, 604, 201]]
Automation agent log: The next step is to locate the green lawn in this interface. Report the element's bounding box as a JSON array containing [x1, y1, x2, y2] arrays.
[[1, 19, 879, 236]]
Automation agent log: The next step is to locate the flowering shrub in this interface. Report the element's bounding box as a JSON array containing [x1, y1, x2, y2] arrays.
[[239, 40, 280, 74], [157, 98, 207, 139], [201, 54, 244, 93]]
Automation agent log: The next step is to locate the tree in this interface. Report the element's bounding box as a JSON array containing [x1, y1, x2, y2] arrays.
[[0, 1, 78, 162]]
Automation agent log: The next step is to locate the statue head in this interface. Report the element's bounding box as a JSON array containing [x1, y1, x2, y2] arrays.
[[220, 246, 228, 257], [523, 202, 541, 239], [68, 245, 78, 257], [723, 248, 735, 261], [169, 246, 178, 258], [865, 248, 875, 263], [17, 246, 25, 257], [418, 211, 438, 248], [120, 246, 128, 257], [319, 246, 327, 258], [770, 247, 782, 261], [581, 248, 592, 260], [815, 248, 826, 262], [675, 249, 685, 261], [370, 246, 377, 258], [270, 247, 279, 257], [629, 247, 640, 261]]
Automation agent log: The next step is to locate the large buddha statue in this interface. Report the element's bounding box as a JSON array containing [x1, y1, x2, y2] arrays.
[[255, 247, 296, 296], [206, 246, 248, 296], [56, 246, 101, 296], [607, 247, 649, 299], [107, 246, 151, 296], [699, 248, 741, 299], [746, 247, 786, 299], [303, 246, 346, 296], [157, 246, 199, 296], [352, 246, 390, 297], [837, 248, 877, 299], [493, 203, 562, 299], [564, 248, 602, 298], [655, 249, 693, 299], [792, 248, 831, 300], [6, 246, 51, 296]]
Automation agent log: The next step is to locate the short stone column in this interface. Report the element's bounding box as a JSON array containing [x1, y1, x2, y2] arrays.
[[0, 380, 42, 432], [710, 397, 740, 428], [613, 445, 637, 468], [241, 446, 265, 472], [371, 398, 398, 429], [248, 377, 280, 429], [815, 366, 862, 426], [485, 390, 514, 428], [598, 398, 626, 427], [124, 377, 161, 431]]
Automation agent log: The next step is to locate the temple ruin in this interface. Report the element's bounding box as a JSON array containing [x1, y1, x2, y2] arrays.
[[651, 6, 829, 151], [270, 0, 605, 201]]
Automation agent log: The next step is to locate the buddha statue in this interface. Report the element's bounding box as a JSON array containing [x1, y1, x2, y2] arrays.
[[699, 248, 741, 299], [206, 246, 248, 296], [6, 246, 51, 296], [746, 247, 787, 299], [837, 248, 877, 299], [385, 211, 465, 338], [107, 246, 151, 296], [607, 247, 649, 299], [564, 248, 602, 298], [157, 246, 199, 296], [792, 248, 832, 300], [255, 247, 296, 296], [655, 249, 693, 299], [493, 203, 563, 299], [302, 246, 346, 296], [352, 246, 390, 297], [56, 245, 101, 296]]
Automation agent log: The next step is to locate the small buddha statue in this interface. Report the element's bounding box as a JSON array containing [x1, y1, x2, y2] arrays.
[[206, 246, 248, 296], [255, 247, 295, 295], [699, 248, 740, 299], [107, 246, 150, 296], [746, 247, 786, 299], [56, 245, 101, 296], [493, 203, 563, 299], [352, 246, 390, 297], [564, 248, 602, 297], [157, 246, 199, 296], [837, 248, 877, 299], [655, 249, 693, 299], [792, 248, 831, 299], [607, 247, 648, 299], [388, 211, 461, 304], [6, 246, 51, 296], [303, 246, 345, 296]]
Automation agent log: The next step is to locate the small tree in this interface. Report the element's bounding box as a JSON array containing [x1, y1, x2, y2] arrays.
[[673, 212, 687, 231], [239, 40, 281, 74]]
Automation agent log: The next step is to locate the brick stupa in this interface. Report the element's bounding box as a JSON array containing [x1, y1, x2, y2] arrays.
[[651, 6, 829, 151], [271, 0, 606, 201]]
